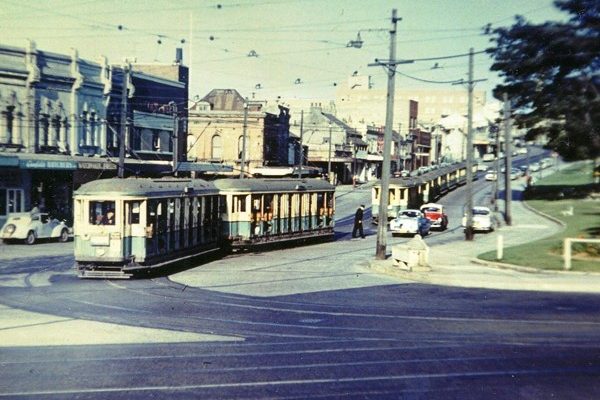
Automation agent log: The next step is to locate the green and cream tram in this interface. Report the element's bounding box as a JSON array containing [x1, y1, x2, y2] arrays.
[[73, 178, 221, 278], [371, 162, 474, 224], [214, 178, 335, 250]]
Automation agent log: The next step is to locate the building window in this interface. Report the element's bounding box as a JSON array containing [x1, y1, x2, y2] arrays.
[[211, 134, 222, 159], [140, 128, 154, 151], [1, 188, 24, 216]]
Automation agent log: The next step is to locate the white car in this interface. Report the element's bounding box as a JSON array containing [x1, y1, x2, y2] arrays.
[[389, 209, 431, 237], [462, 206, 495, 232], [1, 212, 70, 244], [485, 171, 498, 181]]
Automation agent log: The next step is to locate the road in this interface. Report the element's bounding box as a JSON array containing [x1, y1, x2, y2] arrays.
[[1, 150, 599, 399]]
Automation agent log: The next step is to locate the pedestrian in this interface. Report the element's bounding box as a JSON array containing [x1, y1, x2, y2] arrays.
[[352, 204, 365, 239]]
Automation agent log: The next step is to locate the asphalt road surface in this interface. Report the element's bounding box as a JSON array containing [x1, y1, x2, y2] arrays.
[[1, 150, 599, 399]]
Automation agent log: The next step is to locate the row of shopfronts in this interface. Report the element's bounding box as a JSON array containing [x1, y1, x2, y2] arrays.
[[0, 153, 171, 227], [0, 40, 188, 228]]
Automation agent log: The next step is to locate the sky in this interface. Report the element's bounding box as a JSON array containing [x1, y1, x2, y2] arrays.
[[1, 0, 567, 102]]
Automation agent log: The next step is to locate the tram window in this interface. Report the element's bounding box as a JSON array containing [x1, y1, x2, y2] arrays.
[[89, 201, 116, 225], [233, 195, 247, 213], [389, 189, 396, 203], [128, 201, 140, 224], [374, 187, 380, 200]]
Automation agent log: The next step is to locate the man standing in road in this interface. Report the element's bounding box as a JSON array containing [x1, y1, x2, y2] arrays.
[[352, 204, 365, 239]]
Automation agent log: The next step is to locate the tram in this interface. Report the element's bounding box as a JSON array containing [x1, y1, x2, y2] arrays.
[[371, 162, 476, 224], [73, 178, 222, 278], [73, 177, 335, 278], [214, 178, 335, 250]]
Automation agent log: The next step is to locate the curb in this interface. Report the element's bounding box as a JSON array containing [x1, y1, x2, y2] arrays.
[[365, 259, 432, 283]]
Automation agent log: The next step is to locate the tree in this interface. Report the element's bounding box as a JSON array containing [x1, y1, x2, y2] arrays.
[[487, 0, 599, 162]]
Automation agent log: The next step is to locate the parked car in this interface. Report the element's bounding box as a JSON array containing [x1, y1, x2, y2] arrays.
[[510, 168, 521, 180], [1, 212, 70, 244], [462, 206, 495, 232], [389, 209, 431, 237], [485, 171, 498, 181], [529, 162, 541, 172], [482, 153, 495, 162], [541, 158, 554, 169], [420, 203, 448, 230], [516, 147, 528, 155]]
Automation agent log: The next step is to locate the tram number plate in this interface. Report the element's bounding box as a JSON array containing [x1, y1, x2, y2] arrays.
[[90, 235, 110, 246]]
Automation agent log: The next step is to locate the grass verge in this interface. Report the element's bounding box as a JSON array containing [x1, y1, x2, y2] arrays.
[[479, 161, 600, 272]]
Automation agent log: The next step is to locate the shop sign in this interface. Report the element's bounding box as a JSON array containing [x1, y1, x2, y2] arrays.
[[78, 161, 117, 170], [0, 156, 19, 167], [20, 159, 77, 170]]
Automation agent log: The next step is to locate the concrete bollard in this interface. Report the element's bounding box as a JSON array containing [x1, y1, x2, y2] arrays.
[[497, 234, 503, 260], [391, 235, 430, 272]]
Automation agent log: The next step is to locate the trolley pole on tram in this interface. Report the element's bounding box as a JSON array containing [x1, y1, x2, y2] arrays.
[[368, 9, 413, 260]]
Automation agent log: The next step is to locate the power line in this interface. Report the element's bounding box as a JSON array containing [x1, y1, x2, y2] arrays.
[[396, 71, 462, 85]]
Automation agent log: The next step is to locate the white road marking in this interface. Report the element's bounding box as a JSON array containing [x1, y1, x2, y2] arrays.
[[0, 367, 588, 397]]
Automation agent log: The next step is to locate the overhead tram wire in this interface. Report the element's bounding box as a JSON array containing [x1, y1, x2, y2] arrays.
[[395, 71, 463, 85]]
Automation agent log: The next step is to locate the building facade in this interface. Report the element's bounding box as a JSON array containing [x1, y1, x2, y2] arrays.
[[0, 41, 188, 227], [188, 89, 294, 177]]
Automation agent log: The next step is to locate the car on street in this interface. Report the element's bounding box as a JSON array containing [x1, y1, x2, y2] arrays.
[[482, 153, 495, 162], [1, 212, 70, 244], [516, 147, 528, 155], [529, 162, 541, 172], [462, 206, 495, 232], [420, 203, 448, 230], [510, 168, 521, 180], [485, 171, 498, 181], [389, 209, 431, 237], [519, 165, 529, 175]]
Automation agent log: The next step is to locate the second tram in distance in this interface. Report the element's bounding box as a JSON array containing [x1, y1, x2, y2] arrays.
[[371, 162, 476, 224]]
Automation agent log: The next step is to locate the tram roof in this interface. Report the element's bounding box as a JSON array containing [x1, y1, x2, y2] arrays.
[[75, 177, 217, 197], [375, 162, 468, 187], [213, 178, 335, 193]]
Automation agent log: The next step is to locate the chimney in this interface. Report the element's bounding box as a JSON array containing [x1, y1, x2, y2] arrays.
[[175, 48, 183, 64]]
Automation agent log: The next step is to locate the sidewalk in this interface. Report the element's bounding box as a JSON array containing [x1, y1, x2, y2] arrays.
[[369, 182, 600, 294]]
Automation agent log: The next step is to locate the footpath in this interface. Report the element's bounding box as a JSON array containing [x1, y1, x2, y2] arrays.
[[369, 181, 600, 294]]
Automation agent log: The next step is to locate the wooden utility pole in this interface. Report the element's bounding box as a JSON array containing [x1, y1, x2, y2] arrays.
[[171, 101, 179, 176], [368, 9, 411, 260], [464, 48, 475, 240], [503, 93, 512, 225], [297, 110, 304, 179], [453, 48, 486, 240], [240, 99, 249, 179], [118, 66, 128, 179]]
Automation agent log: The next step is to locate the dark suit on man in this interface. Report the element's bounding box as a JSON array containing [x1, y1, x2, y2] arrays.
[[352, 206, 365, 238]]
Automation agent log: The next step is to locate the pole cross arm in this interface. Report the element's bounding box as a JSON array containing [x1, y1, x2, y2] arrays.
[[369, 59, 414, 67], [452, 78, 487, 86]]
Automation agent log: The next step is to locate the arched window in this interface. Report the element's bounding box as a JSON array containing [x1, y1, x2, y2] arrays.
[[237, 135, 248, 159], [211, 134, 222, 159]]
